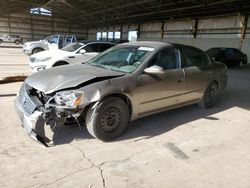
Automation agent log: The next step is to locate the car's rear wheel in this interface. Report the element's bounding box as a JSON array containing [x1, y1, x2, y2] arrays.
[[14, 40, 20, 45], [86, 97, 129, 141], [199, 82, 218, 108], [32, 48, 44, 54], [0, 39, 2, 44], [238, 61, 244, 69]]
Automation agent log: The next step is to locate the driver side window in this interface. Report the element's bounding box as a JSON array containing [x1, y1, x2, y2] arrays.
[[48, 35, 59, 44], [150, 48, 178, 70]]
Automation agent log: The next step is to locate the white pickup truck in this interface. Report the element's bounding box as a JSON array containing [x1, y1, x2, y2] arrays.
[[22, 34, 77, 55]]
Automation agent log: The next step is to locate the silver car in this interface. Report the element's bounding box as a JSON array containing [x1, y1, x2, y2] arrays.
[[15, 41, 227, 145]]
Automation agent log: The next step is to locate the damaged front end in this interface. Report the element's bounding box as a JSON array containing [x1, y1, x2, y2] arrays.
[[15, 83, 85, 146]]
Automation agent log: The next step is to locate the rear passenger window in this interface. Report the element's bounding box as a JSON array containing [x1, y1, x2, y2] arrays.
[[233, 49, 242, 55], [83, 44, 99, 52], [99, 44, 114, 52], [181, 47, 210, 68]]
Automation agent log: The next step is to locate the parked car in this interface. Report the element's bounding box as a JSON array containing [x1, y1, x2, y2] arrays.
[[206, 47, 247, 68], [28, 41, 115, 72], [22, 34, 77, 55], [16, 41, 227, 146], [0, 34, 22, 45]]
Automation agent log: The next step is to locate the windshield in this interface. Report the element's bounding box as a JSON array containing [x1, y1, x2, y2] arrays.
[[43, 35, 51, 41], [88, 46, 155, 73], [62, 42, 85, 52]]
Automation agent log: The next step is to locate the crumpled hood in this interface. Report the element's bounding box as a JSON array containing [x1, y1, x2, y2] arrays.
[[25, 64, 124, 94]]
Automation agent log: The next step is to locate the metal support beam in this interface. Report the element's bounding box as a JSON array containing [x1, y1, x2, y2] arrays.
[[8, 13, 11, 34], [239, 14, 248, 50], [30, 15, 33, 40], [120, 25, 123, 39], [192, 18, 198, 38], [161, 21, 165, 39], [137, 24, 141, 39], [69, 19, 72, 34]]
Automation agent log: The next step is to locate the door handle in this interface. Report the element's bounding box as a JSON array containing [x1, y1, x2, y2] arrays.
[[68, 56, 75, 58], [177, 77, 184, 83]]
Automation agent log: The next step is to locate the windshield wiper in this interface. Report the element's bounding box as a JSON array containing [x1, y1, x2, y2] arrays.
[[89, 64, 107, 69], [110, 67, 126, 73]]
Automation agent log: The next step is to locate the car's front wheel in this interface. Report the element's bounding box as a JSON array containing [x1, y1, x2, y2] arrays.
[[199, 82, 218, 108], [32, 48, 44, 54], [86, 97, 129, 141], [53, 61, 68, 67]]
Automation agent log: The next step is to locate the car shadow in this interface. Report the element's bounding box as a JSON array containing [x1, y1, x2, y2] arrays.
[[51, 68, 250, 146]]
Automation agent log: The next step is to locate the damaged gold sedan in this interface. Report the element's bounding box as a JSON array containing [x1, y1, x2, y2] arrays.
[[15, 41, 227, 146]]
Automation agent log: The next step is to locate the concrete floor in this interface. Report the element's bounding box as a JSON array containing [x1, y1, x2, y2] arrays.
[[0, 47, 250, 188]]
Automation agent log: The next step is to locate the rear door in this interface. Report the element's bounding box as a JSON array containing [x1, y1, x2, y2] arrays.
[[233, 49, 245, 62], [179, 46, 212, 102]]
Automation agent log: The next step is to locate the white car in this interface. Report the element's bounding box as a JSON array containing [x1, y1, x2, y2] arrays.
[[28, 41, 115, 72]]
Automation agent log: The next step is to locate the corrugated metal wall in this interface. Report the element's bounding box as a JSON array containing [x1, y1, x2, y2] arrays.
[[0, 13, 88, 42], [138, 15, 250, 62], [2, 12, 250, 61]]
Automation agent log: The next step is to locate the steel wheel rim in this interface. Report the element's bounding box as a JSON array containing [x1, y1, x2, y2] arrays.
[[100, 107, 121, 133], [205, 87, 216, 104]]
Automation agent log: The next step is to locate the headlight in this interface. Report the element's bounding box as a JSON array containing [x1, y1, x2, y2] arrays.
[[54, 91, 83, 108], [35, 57, 52, 62]]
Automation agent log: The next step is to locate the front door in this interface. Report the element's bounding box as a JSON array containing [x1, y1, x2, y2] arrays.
[[67, 43, 99, 64], [138, 47, 185, 114]]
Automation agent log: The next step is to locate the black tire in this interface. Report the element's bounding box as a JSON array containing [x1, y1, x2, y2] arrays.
[[238, 61, 244, 69], [86, 97, 129, 141], [199, 83, 218, 108], [0, 39, 2, 44], [53, 61, 68, 67], [14, 40, 20, 45], [32, 48, 44, 54]]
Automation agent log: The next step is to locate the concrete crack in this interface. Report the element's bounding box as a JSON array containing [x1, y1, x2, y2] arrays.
[[98, 147, 154, 167], [59, 137, 107, 188], [60, 137, 154, 188], [36, 166, 93, 187], [74, 144, 107, 188]]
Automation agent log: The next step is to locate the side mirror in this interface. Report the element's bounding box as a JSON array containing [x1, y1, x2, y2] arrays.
[[48, 40, 56, 44], [144, 65, 164, 75], [79, 49, 86, 54]]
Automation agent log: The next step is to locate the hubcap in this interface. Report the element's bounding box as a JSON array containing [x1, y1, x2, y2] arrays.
[[100, 107, 121, 133], [239, 61, 243, 68]]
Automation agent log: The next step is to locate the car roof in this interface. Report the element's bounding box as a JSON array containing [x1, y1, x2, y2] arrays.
[[118, 41, 201, 51], [78, 40, 115, 45], [207, 47, 238, 51], [118, 41, 174, 49]]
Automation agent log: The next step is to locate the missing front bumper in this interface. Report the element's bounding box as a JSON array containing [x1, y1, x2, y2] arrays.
[[15, 98, 49, 146]]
